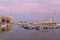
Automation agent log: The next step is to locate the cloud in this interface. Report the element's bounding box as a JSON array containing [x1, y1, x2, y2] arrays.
[[0, 0, 60, 14]]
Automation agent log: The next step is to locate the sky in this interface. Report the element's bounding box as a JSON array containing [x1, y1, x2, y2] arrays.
[[0, 0, 60, 22]]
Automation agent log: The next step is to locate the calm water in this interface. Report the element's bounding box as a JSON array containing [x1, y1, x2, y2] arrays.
[[0, 25, 60, 40]]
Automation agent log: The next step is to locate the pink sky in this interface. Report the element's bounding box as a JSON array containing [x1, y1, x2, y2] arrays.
[[0, 0, 60, 14], [0, 0, 60, 22]]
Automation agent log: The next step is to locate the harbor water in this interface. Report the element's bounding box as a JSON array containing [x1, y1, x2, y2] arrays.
[[0, 25, 60, 40]]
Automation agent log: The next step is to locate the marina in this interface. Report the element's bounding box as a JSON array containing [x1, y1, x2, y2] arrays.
[[0, 0, 60, 40], [0, 14, 59, 40], [17, 15, 60, 30], [0, 15, 60, 40]]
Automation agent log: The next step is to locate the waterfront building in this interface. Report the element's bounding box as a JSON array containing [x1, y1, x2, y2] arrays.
[[0, 16, 12, 33]]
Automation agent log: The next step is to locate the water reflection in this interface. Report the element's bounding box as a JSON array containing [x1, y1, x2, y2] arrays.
[[0, 25, 60, 40]]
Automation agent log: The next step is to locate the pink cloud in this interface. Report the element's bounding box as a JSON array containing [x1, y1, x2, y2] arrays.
[[0, 0, 60, 14]]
